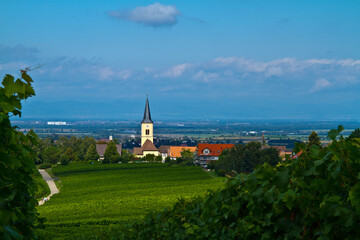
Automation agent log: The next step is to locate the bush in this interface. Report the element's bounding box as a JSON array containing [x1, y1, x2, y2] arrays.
[[164, 156, 171, 163], [155, 155, 163, 162], [39, 162, 53, 169], [120, 126, 360, 239]]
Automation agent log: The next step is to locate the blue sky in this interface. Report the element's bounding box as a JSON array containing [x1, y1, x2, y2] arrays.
[[1, 0, 360, 120]]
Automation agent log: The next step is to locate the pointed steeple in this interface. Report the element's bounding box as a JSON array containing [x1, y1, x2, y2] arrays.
[[142, 95, 153, 123]]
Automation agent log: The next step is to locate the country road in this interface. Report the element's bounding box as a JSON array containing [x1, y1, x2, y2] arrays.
[[38, 169, 59, 206]]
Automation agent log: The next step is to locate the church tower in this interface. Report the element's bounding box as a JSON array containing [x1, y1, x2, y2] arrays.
[[141, 95, 153, 146]]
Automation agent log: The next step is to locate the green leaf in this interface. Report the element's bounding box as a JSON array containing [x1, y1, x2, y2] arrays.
[[328, 125, 344, 140], [21, 71, 33, 83], [273, 169, 289, 188], [183, 223, 190, 228], [349, 183, 360, 213]]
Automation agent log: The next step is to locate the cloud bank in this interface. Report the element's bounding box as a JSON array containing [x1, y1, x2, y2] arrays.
[[109, 3, 180, 27], [2, 55, 360, 99]]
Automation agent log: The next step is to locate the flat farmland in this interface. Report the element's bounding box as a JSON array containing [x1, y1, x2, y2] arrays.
[[37, 163, 224, 239]]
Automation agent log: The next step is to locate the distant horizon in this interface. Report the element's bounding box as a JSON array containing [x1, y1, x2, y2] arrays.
[[12, 116, 360, 122]]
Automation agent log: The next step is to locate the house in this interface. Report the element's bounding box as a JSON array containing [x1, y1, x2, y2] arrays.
[[197, 143, 234, 168], [158, 145, 171, 160], [169, 146, 197, 159], [157, 146, 197, 161], [133, 139, 160, 158], [96, 143, 122, 160]]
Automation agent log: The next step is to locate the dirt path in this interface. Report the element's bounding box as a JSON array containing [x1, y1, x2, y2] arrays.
[[38, 169, 59, 206]]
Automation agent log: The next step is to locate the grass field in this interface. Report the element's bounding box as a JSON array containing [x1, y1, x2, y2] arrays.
[[36, 163, 224, 239], [34, 171, 50, 200]]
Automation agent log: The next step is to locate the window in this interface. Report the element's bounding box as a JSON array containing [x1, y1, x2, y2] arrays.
[[146, 129, 150, 135]]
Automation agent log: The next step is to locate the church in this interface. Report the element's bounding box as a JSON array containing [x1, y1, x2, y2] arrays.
[[133, 96, 160, 158]]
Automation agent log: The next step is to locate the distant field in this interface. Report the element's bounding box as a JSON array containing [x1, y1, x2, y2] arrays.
[[36, 163, 224, 239]]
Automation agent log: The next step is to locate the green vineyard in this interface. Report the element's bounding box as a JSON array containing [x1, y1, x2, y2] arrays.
[[36, 163, 224, 238]]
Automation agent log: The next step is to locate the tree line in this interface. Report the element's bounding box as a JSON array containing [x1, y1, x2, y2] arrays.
[[33, 136, 134, 166]]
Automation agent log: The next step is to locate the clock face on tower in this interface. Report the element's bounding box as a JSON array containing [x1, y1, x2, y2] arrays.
[[146, 125, 149, 127]]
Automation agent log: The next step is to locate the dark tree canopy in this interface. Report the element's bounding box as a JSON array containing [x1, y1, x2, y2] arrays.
[[103, 141, 120, 163], [349, 128, 360, 139], [43, 146, 60, 164], [308, 131, 322, 148], [212, 141, 281, 176], [85, 144, 100, 161]]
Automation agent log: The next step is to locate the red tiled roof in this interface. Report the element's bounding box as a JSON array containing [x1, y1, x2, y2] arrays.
[[197, 143, 234, 156], [292, 150, 303, 159], [169, 146, 197, 158]]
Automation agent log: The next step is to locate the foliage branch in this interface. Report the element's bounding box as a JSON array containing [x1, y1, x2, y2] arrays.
[[0, 71, 40, 239]]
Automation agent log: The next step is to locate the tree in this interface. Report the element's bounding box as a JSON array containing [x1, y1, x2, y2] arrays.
[[260, 147, 281, 166], [103, 141, 120, 163], [213, 141, 281, 176], [85, 144, 100, 161], [349, 128, 360, 139], [121, 149, 133, 163], [0, 71, 39, 238], [177, 149, 194, 165], [78, 136, 96, 161], [306, 131, 322, 154], [65, 147, 76, 162], [60, 153, 69, 165], [43, 146, 60, 164], [308, 131, 322, 148]]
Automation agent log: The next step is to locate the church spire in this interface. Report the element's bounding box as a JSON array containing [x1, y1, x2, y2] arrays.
[[142, 95, 153, 123]]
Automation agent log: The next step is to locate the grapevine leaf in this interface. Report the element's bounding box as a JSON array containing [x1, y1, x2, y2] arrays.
[[349, 183, 360, 213], [328, 125, 344, 140]]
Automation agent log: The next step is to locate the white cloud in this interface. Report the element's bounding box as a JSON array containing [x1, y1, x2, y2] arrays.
[[193, 70, 219, 82], [311, 78, 331, 92], [109, 3, 180, 27], [98, 67, 114, 80], [156, 63, 190, 78]]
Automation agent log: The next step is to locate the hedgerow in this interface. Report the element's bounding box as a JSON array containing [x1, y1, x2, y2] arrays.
[[120, 126, 360, 239]]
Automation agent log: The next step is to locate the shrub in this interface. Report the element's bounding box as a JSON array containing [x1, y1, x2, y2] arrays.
[[155, 155, 163, 162], [39, 162, 52, 169], [164, 156, 171, 163]]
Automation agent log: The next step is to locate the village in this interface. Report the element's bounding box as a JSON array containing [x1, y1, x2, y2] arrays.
[[90, 96, 301, 170]]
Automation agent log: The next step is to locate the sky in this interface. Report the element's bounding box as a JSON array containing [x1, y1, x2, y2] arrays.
[[1, 0, 360, 120]]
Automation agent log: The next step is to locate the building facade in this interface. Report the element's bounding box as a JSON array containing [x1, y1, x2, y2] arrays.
[[196, 143, 234, 168], [134, 96, 160, 158]]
